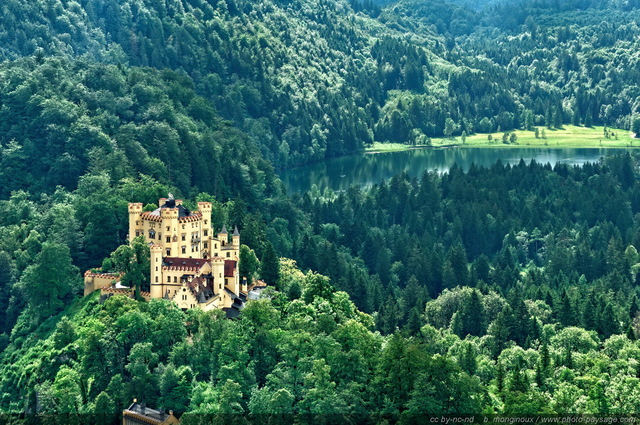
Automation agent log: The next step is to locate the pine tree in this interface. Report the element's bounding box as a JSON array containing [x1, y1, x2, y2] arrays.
[[509, 359, 529, 394], [489, 308, 512, 358], [496, 359, 505, 394], [511, 296, 530, 346], [450, 311, 464, 338], [572, 107, 581, 126], [461, 289, 486, 336], [535, 363, 544, 388], [629, 295, 639, 320], [564, 347, 573, 369], [540, 340, 550, 371], [584, 109, 593, 127], [559, 290, 575, 327], [406, 307, 423, 335], [598, 303, 620, 338], [459, 342, 477, 375], [627, 324, 636, 341], [260, 242, 280, 287]]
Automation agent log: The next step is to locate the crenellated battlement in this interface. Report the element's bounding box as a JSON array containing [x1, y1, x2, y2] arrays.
[[161, 208, 179, 219]]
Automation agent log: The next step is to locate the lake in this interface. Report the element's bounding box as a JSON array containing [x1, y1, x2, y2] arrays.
[[280, 147, 628, 194]]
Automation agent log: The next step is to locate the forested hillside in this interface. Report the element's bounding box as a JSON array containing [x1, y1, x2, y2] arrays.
[[2, 0, 640, 419], [2, 0, 638, 168]]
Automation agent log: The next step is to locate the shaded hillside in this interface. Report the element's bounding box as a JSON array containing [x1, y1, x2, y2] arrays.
[[4, 259, 640, 417], [382, 0, 640, 134]]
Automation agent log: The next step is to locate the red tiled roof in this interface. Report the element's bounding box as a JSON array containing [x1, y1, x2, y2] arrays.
[[140, 211, 162, 222], [224, 260, 237, 278], [163, 257, 209, 271]]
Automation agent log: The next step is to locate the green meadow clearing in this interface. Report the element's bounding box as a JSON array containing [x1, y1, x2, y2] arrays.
[[367, 125, 638, 152]]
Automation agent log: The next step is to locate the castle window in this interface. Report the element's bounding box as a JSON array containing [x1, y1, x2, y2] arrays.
[[149, 230, 156, 239], [166, 236, 171, 243], [166, 226, 170, 232], [182, 224, 185, 229], [172, 235, 178, 242], [204, 220, 208, 225], [166, 249, 171, 256], [204, 242, 208, 249], [136, 231, 140, 237], [222, 241, 225, 246], [182, 246, 186, 254], [136, 221, 140, 225], [182, 234, 186, 241], [155, 276, 158, 282], [204, 230, 208, 236], [227, 252, 230, 258], [174, 276, 177, 283], [215, 244, 217, 249], [155, 266, 158, 271], [167, 276, 171, 283]]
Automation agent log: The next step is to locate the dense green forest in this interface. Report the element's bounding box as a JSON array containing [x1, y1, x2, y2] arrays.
[[2, 0, 640, 420], [1, 0, 639, 166], [6, 156, 640, 419]]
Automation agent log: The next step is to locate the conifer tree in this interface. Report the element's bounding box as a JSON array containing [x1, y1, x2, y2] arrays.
[[260, 242, 280, 287], [462, 289, 485, 337], [459, 342, 477, 375]]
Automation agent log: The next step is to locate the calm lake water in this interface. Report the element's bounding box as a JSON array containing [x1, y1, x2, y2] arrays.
[[280, 147, 628, 194]]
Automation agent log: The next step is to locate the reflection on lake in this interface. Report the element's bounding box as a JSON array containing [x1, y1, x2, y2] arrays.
[[280, 147, 624, 194]]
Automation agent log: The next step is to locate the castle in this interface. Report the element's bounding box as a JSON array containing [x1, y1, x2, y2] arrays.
[[85, 195, 250, 314]]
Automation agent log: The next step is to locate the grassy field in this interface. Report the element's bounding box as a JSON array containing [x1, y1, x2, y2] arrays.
[[366, 126, 638, 152]]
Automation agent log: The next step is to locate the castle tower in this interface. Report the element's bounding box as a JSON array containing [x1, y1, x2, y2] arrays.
[[233, 226, 240, 247], [149, 245, 164, 298], [218, 225, 228, 247], [198, 202, 212, 258], [211, 256, 226, 296], [198, 202, 212, 230], [128, 203, 143, 242], [160, 205, 179, 257], [232, 226, 240, 261]]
